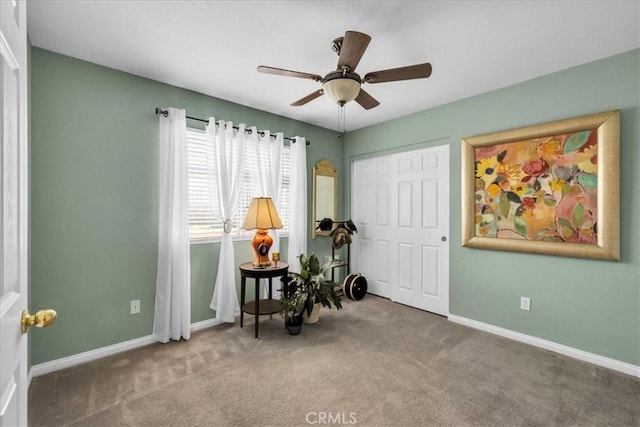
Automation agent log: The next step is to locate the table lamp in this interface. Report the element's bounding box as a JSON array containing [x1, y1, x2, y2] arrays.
[[242, 197, 283, 268]]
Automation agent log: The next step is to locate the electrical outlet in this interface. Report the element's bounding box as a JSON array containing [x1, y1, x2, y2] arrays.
[[520, 296, 531, 311], [130, 299, 140, 315]]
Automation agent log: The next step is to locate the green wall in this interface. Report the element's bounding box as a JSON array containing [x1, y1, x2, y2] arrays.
[[30, 46, 639, 368], [29, 48, 342, 365], [344, 49, 640, 366]]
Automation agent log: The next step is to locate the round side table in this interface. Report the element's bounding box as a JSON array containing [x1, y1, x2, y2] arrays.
[[239, 262, 288, 338]]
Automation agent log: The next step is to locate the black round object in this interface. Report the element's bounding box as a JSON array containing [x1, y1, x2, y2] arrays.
[[316, 217, 334, 231], [343, 273, 367, 300], [257, 243, 269, 256], [343, 273, 355, 299]]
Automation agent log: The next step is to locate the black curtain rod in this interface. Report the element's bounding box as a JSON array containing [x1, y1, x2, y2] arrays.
[[155, 108, 310, 145]]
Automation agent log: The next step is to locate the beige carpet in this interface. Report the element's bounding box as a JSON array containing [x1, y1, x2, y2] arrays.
[[29, 295, 639, 426]]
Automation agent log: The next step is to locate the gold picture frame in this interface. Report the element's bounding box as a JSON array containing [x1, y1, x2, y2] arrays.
[[461, 110, 620, 261], [312, 160, 337, 239]]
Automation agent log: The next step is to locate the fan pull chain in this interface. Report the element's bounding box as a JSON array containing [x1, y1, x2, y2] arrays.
[[338, 105, 347, 135]]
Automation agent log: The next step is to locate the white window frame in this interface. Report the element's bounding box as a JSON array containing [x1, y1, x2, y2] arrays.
[[186, 127, 291, 243]]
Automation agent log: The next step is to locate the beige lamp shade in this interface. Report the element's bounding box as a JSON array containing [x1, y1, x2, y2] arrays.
[[242, 197, 283, 230]]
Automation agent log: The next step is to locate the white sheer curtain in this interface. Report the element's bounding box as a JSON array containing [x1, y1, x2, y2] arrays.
[[255, 129, 284, 295], [256, 129, 284, 252], [287, 136, 307, 273], [208, 119, 247, 322], [153, 107, 191, 343]]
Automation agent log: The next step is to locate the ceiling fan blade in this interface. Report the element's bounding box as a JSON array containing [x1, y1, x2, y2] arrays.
[[291, 89, 324, 106], [257, 66, 322, 82], [337, 31, 371, 72], [355, 88, 380, 110], [364, 63, 432, 84]]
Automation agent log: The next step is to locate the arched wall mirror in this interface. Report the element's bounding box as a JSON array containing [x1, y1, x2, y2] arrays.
[[312, 160, 337, 239]]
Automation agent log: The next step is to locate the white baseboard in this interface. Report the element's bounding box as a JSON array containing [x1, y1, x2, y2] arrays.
[[29, 335, 156, 378], [191, 318, 223, 331], [29, 318, 225, 378], [448, 314, 640, 378]]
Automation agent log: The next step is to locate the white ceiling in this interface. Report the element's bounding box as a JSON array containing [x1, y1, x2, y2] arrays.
[[27, 1, 640, 132]]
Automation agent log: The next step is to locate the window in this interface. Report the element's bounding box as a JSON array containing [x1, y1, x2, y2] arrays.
[[186, 128, 291, 240]]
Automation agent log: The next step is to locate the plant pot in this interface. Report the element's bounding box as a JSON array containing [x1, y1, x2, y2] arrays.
[[285, 315, 303, 335], [305, 303, 321, 324]]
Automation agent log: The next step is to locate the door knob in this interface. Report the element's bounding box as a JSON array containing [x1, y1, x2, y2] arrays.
[[21, 309, 57, 334], [441, 236, 447, 242]]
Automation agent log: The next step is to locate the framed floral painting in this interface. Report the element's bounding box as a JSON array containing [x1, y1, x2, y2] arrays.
[[461, 110, 620, 261]]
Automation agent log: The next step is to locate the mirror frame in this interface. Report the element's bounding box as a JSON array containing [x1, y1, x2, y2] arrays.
[[312, 160, 337, 239]]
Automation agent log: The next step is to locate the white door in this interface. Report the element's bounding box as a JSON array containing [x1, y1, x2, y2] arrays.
[[1, 1, 29, 425], [352, 145, 450, 316], [352, 155, 393, 297]]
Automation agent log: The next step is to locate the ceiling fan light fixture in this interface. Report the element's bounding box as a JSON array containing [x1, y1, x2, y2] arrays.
[[258, 30, 431, 110], [322, 72, 361, 106]]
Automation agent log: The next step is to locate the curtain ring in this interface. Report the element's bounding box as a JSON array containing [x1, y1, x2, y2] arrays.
[[223, 219, 233, 234]]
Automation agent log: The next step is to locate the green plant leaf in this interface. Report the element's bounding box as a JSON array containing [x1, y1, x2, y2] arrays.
[[563, 131, 591, 154], [558, 218, 572, 229], [578, 173, 597, 187], [572, 203, 584, 227], [506, 192, 521, 204], [497, 150, 507, 163], [321, 258, 344, 271], [499, 195, 510, 218], [306, 296, 315, 316], [514, 217, 527, 236], [308, 254, 320, 275]]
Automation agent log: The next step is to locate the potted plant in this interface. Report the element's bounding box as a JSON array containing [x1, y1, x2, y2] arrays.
[[279, 275, 306, 335], [285, 254, 343, 324]]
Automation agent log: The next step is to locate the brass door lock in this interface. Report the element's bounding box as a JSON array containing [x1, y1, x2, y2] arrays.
[[21, 309, 57, 334]]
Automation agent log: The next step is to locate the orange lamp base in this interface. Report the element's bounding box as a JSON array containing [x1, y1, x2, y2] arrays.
[[251, 230, 273, 268]]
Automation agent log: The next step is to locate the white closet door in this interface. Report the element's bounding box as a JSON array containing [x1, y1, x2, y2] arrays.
[[352, 156, 394, 298], [352, 145, 450, 316]]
